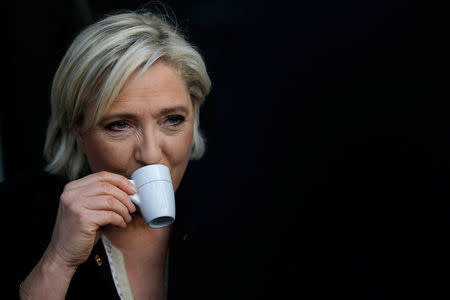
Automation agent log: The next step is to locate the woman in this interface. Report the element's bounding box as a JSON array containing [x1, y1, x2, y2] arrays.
[[13, 10, 210, 299]]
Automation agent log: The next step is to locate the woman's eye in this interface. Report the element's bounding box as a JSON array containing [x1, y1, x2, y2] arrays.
[[165, 115, 185, 127], [105, 120, 130, 131]]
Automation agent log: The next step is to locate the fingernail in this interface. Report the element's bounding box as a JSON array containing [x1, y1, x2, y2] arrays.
[[130, 185, 138, 193]]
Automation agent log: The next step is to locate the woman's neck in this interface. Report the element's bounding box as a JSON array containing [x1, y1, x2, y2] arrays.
[[103, 213, 171, 251], [103, 213, 171, 300]]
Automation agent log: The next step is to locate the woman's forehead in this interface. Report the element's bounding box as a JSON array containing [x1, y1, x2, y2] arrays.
[[82, 61, 192, 128]]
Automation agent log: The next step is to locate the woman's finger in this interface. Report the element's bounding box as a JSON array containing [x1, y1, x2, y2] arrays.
[[87, 181, 136, 213], [64, 171, 137, 196], [88, 210, 128, 229], [83, 195, 132, 223]]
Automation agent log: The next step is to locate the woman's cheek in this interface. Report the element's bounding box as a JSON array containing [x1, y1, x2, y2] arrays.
[[166, 134, 193, 190], [87, 140, 133, 173]]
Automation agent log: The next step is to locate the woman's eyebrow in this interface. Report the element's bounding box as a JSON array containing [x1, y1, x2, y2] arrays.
[[100, 106, 190, 123], [99, 113, 136, 123], [158, 106, 189, 116]]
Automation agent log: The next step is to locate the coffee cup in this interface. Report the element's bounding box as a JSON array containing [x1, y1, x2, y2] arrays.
[[128, 164, 175, 228]]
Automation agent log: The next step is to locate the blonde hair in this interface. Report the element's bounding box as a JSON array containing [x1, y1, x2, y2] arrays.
[[44, 11, 211, 180]]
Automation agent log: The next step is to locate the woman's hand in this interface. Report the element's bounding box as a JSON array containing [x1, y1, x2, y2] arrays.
[[20, 171, 137, 299], [48, 171, 137, 268]]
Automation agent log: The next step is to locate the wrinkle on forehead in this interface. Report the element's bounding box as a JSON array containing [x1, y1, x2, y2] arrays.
[[117, 59, 186, 100], [81, 60, 190, 132]]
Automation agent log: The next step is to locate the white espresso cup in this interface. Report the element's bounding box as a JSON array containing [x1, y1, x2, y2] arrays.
[[128, 164, 175, 228]]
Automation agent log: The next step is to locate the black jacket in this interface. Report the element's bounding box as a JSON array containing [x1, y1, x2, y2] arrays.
[[2, 171, 232, 300], [2, 171, 121, 299]]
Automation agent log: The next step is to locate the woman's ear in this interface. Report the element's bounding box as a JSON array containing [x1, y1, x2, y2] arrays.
[[73, 126, 86, 154]]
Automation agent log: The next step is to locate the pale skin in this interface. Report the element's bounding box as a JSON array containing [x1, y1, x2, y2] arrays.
[[20, 60, 195, 300]]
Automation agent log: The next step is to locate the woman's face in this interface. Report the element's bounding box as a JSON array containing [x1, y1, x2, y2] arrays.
[[75, 60, 194, 191]]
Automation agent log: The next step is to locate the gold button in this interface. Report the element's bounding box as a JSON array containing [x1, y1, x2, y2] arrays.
[[183, 233, 188, 241], [95, 254, 102, 266]]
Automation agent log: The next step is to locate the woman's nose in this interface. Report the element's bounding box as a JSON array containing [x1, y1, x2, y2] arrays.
[[134, 128, 162, 165]]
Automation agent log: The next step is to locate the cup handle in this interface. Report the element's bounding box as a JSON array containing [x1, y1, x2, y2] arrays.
[[128, 179, 141, 206]]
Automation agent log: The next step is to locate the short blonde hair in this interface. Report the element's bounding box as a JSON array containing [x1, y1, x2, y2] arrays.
[[44, 11, 211, 180]]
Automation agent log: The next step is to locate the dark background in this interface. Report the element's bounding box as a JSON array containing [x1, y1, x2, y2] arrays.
[[3, 0, 450, 298]]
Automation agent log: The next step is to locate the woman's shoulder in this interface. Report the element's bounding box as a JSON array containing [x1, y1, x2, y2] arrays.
[[1, 169, 67, 204], [2, 170, 69, 298], [2, 169, 67, 231], [1, 169, 67, 190]]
